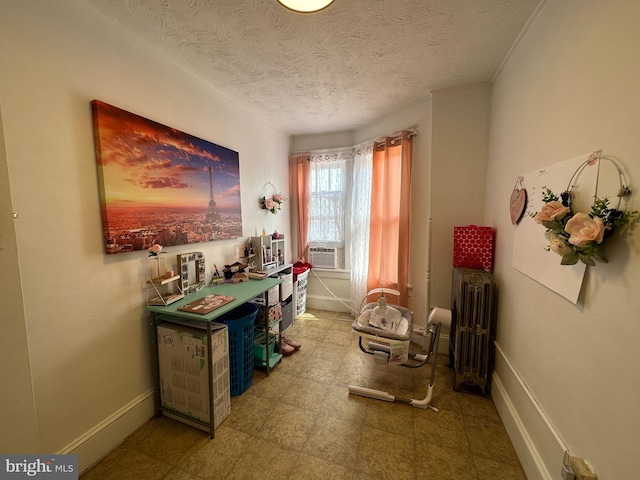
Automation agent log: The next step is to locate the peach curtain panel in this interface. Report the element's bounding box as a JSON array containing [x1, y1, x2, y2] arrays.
[[366, 131, 413, 306], [293, 153, 311, 262]]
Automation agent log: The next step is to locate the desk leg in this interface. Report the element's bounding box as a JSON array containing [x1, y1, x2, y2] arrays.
[[265, 317, 270, 377], [207, 322, 215, 439], [152, 313, 162, 418]]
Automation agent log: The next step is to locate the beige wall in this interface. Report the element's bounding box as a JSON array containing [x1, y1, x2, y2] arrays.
[[0, 0, 290, 471], [429, 84, 491, 311], [486, 1, 640, 478], [0, 107, 39, 452]]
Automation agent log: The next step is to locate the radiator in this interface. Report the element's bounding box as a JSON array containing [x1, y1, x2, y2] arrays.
[[450, 268, 495, 395]]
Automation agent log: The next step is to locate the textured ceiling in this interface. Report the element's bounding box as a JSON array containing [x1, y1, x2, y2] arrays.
[[85, 0, 540, 136]]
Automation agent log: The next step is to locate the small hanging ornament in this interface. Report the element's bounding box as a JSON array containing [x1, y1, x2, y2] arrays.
[[510, 176, 527, 225]]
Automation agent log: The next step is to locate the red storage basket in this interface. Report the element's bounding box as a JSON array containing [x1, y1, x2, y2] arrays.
[[453, 225, 495, 271]]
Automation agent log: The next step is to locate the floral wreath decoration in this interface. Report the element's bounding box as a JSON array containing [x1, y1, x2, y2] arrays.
[[260, 193, 287, 214], [259, 182, 287, 214], [531, 152, 638, 266]]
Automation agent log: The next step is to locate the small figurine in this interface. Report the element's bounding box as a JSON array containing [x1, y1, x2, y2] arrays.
[[273, 230, 280, 239]]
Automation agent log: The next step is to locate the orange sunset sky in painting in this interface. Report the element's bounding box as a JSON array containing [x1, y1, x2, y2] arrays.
[[92, 100, 241, 212]]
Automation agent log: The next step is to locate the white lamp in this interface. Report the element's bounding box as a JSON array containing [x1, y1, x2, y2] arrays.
[[277, 0, 335, 13]]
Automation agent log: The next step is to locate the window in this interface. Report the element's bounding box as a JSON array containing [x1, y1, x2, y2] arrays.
[[307, 154, 347, 247]]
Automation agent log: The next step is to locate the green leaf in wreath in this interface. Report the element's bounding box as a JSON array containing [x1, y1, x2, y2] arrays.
[[542, 220, 564, 231], [579, 254, 596, 266], [560, 251, 579, 265]]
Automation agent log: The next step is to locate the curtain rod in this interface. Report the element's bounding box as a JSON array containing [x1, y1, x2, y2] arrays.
[[308, 150, 354, 161], [353, 125, 419, 149], [292, 147, 353, 157], [291, 126, 418, 157], [373, 128, 418, 145]]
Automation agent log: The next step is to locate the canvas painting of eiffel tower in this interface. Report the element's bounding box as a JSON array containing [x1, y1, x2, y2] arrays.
[[92, 100, 243, 254]]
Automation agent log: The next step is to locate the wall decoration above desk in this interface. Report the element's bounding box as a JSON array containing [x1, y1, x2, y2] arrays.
[[259, 181, 287, 214], [92, 100, 243, 254]]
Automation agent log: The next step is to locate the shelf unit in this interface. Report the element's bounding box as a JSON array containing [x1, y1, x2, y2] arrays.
[[244, 234, 292, 375], [253, 312, 283, 371], [251, 235, 286, 273], [252, 262, 292, 375], [147, 275, 184, 306], [146, 256, 184, 306]]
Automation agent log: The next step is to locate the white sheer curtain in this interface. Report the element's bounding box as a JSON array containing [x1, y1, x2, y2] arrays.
[[350, 144, 373, 312], [308, 153, 347, 246]]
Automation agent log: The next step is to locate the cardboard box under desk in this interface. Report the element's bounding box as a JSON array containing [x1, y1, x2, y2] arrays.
[[156, 322, 230, 431]]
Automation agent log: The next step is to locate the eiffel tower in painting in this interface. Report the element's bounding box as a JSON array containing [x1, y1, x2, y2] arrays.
[[205, 165, 220, 223]]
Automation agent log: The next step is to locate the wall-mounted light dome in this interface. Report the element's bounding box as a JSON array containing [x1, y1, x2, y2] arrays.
[[277, 0, 335, 13]]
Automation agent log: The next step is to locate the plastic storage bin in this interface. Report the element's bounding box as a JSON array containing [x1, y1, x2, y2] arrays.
[[293, 267, 309, 318], [216, 302, 258, 396], [254, 331, 276, 362]]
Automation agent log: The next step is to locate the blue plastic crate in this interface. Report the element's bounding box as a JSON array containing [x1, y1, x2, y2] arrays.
[[216, 302, 258, 396]]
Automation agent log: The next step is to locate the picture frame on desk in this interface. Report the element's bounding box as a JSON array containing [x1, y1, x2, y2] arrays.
[[178, 251, 206, 295]]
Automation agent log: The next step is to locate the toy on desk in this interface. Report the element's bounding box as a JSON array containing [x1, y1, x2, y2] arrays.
[[233, 272, 249, 283], [223, 262, 249, 283]]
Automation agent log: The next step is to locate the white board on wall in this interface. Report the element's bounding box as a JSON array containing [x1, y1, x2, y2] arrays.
[[512, 151, 623, 303]]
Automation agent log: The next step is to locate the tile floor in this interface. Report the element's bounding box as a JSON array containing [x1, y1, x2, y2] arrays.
[[81, 308, 526, 480]]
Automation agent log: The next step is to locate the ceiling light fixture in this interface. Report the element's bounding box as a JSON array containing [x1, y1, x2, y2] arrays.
[[277, 0, 335, 13]]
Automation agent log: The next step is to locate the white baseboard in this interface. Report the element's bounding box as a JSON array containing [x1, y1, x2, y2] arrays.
[[60, 388, 156, 475], [492, 342, 566, 480], [306, 294, 353, 313]]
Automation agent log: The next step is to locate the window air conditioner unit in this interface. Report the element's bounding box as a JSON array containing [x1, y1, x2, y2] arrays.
[[308, 247, 338, 269]]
